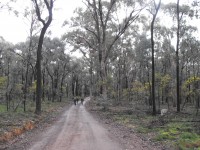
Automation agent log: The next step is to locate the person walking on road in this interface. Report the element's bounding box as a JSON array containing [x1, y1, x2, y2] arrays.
[[81, 98, 84, 105], [73, 97, 76, 105]]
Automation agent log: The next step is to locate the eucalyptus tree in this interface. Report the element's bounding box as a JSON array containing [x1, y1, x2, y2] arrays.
[[20, 2, 42, 111], [159, 35, 175, 106], [0, 37, 8, 76], [64, 0, 145, 99], [32, 0, 54, 114], [42, 37, 70, 102], [70, 58, 88, 98], [134, 33, 152, 103], [12, 5, 40, 111], [179, 26, 200, 111], [14, 41, 35, 111], [108, 29, 137, 103], [0, 40, 28, 111], [0, 38, 14, 110], [148, 0, 161, 115], [176, 0, 181, 112], [163, 1, 194, 112]]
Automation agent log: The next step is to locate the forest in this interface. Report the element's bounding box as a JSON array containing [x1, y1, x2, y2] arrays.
[[0, 0, 200, 149]]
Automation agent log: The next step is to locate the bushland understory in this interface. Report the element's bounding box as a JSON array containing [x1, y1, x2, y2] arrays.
[[87, 97, 200, 150], [0, 100, 69, 148]]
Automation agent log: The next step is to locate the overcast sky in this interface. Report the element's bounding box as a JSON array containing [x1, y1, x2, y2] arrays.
[[0, 0, 83, 44], [0, 0, 197, 44]]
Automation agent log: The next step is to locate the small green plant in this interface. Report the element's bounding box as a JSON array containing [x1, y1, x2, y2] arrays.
[[153, 122, 200, 149], [177, 132, 200, 150], [154, 130, 177, 141], [0, 76, 7, 87], [181, 132, 198, 140]]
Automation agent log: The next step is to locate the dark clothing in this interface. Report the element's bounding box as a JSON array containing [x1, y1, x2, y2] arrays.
[[81, 98, 84, 105], [74, 99, 76, 105]]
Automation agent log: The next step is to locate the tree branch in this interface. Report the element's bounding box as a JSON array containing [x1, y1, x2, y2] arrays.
[[33, 0, 45, 25]]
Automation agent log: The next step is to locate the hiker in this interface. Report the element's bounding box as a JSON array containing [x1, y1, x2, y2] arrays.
[[73, 97, 76, 105], [81, 98, 84, 105], [76, 98, 79, 104]]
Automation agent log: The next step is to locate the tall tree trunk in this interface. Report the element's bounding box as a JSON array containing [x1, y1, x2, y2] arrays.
[[34, 0, 53, 115], [23, 62, 29, 112], [176, 0, 181, 112], [42, 69, 45, 101], [59, 65, 67, 102], [59, 73, 66, 102], [24, 27, 33, 112], [117, 58, 121, 102], [59, 79, 64, 102], [6, 61, 10, 111], [89, 58, 93, 97], [35, 28, 46, 114], [150, 0, 161, 115], [101, 60, 107, 100]]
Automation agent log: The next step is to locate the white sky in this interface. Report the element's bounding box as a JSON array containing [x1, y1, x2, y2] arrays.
[[0, 0, 83, 44], [0, 0, 198, 45]]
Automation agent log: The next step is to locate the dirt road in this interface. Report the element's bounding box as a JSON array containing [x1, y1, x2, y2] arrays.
[[28, 98, 124, 150]]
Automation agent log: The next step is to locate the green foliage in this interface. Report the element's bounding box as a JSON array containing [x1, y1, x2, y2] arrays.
[[182, 76, 200, 97], [167, 122, 192, 132], [154, 123, 180, 141], [180, 132, 198, 140], [160, 74, 171, 89], [0, 77, 7, 88], [154, 122, 200, 149], [132, 81, 149, 93], [155, 130, 177, 141], [155, 73, 171, 90], [183, 76, 200, 89], [177, 132, 200, 150]]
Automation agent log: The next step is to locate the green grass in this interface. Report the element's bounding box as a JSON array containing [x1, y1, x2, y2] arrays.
[[110, 111, 200, 149], [0, 104, 6, 112], [177, 132, 200, 150], [152, 122, 200, 149]]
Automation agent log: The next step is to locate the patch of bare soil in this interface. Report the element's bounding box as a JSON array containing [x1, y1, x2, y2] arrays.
[[86, 99, 166, 150]]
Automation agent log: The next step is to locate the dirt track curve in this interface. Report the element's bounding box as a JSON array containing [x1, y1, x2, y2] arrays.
[[28, 98, 124, 150]]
